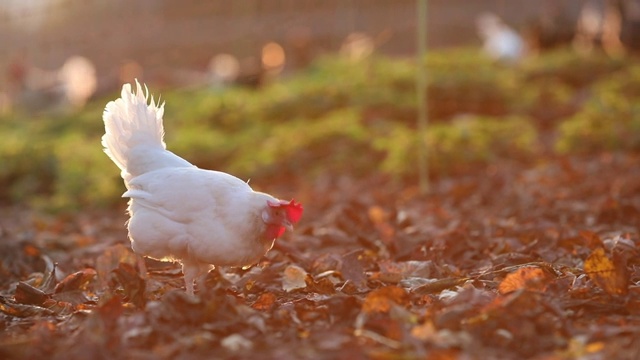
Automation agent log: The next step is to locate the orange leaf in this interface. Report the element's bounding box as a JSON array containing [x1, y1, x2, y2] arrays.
[[368, 205, 395, 244], [498, 267, 551, 294], [23, 244, 41, 257], [252, 292, 276, 311], [368, 205, 388, 224], [584, 247, 628, 296], [362, 285, 409, 314]]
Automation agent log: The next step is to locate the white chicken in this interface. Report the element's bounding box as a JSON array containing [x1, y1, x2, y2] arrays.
[[476, 12, 524, 64], [102, 81, 303, 294]]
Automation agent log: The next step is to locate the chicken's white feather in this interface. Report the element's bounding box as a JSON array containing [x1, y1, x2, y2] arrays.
[[102, 80, 190, 183]]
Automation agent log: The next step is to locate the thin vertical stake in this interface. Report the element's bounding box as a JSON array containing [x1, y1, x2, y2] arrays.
[[417, 0, 429, 193]]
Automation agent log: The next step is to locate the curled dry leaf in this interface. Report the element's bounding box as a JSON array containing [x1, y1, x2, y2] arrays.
[[498, 267, 552, 294], [54, 268, 97, 293], [14, 282, 50, 306], [0, 295, 55, 318], [584, 247, 629, 296]]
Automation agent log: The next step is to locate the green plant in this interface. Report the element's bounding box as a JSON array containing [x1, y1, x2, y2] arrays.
[[555, 65, 640, 153], [374, 115, 538, 176]]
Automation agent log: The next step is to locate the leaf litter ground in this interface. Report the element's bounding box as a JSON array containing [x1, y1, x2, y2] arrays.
[[1, 152, 639, 359]]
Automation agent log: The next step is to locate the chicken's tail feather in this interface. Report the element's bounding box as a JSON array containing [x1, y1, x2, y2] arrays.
[[102, 80, 168, 179]]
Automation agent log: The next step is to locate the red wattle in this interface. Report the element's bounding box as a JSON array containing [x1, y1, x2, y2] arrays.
[[265, 224, 285, 241]]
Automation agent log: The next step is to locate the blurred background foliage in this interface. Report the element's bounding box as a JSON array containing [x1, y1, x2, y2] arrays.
[[1, 0, 640, 210], [0, 47, 638, 210]]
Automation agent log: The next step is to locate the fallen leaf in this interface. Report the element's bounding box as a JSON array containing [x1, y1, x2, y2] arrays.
[[340, 250, 368, 290], [221, 334, 253, 352], [0, 295, 54, 317], [498, 267, 551, 294], [95, 295, 125, 330], [410, 321, 437, 341], [95, 244, 146, 287], [111, 263, 146, 308], [412, 277, 470, 295], [584, 247, 629, 296], [579, 231, 604, 249], [14, 282, 50, 306], [252, 292, 276, 311], [39, 260, 58, 294], [55, 268, 97, 293], [362, 285, 409, 314], [282, 264, 308, 292], [368, 205, 395, 244], [306, 275, 337, 295]]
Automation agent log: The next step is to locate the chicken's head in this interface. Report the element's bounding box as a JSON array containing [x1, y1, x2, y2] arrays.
[[262, 199, 303, 240]]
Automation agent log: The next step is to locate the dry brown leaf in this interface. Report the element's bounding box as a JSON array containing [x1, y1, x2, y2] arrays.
[[252, 292, 277, 311], [54, 268, 97, 293], [410, 321, 437, 341], [362, 285, 409, 314], [412, 277, 470, 295], [498, 266, 550, 294], [584, 247, 629, 296], [341, 250, 368, 290], [14, 282, 49, 306], [111, 263, 145, 308], [368, 205, 395, 244], [95, 244, 147, 287], [579, 231, 604, 249]]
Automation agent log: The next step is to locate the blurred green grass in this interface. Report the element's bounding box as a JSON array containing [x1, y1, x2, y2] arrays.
[[0, 47, 636, 209]]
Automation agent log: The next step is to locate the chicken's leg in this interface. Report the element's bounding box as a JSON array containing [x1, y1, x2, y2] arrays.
[[181, 260, 213, 295]]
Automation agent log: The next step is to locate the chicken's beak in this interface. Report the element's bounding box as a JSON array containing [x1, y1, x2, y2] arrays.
[[283, 220, 294, 232]]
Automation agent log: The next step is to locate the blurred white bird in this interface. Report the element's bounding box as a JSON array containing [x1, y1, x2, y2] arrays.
[[476, 12, 524, 63], [102, 81, 303, 294], [57, 56, 97, 109]]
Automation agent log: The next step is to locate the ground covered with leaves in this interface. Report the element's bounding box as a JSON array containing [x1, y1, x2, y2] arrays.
[[1, 149, 639, 359], [2, 47, 640, 359]]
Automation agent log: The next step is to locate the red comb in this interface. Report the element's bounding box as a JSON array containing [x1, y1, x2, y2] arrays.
[[268, 199, 303, 223]]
